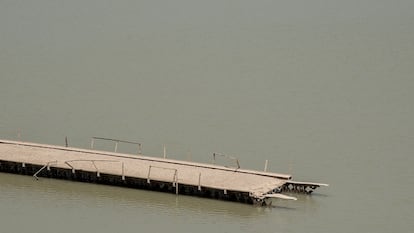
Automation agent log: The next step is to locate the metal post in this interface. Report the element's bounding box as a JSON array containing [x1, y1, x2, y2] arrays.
[[92, 161, 99, 177], [163, 145, 166, 159], [175, 173, 179, 195], [138, 144, 142, 154], [198, 173, 201, 191], [172, 170, 177, 187], [65, 136, 68, 147], [122, 162, 125, 180], [147, 166, 151, 183], [90, 138, 94, 149], [236, 159, 240, 169], [114, 141, 118, 152], [264, 159, 268, 172]]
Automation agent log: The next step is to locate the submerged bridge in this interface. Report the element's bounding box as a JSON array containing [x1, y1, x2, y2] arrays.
[[0, 138, 328, 205]]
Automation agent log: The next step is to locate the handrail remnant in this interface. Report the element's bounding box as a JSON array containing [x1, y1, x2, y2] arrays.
[[212, 152, 240, 169], [64, 159, 124, 179], [33, 160, 58, 180], [147, 165, 179, 194], [90, 137, 142, 154]]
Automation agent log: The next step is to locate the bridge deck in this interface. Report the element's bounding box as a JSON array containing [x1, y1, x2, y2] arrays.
[[0, 139, 290, 198]]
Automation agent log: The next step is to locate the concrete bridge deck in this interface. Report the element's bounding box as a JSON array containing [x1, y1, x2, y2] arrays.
[[0, 139, 327, 205]]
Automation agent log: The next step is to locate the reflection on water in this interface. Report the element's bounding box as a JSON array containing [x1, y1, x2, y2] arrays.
[[0, 173, 269, 218], [1, 172, 334, 233], [0, 172, 310, 233]]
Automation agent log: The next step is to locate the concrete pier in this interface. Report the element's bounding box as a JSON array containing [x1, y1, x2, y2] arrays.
[[0, 139, 327, 205]]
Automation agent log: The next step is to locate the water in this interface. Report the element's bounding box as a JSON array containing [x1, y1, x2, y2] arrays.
[[1, 1, 413, 232]]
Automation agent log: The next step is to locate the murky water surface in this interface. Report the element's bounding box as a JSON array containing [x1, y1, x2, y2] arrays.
[[1, 1, 413, 232]]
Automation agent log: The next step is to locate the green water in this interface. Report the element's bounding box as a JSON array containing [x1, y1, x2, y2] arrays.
[[1, 1, 413, 232]]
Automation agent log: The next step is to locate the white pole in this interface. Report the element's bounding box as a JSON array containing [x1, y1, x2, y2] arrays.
[[264, 159, 268, 172], [163, 144, 166, 159], [114, 141, 118, 152]]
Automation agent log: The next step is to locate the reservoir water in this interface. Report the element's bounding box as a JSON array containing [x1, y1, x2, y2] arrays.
[[1, 1, 413, 232]]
